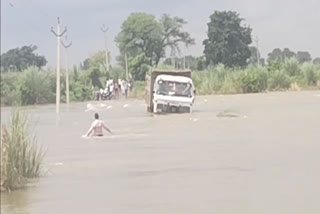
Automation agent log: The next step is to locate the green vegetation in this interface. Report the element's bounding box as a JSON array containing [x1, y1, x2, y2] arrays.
[[128, 81, 146, 99], [1, 45, 47, 72], [115, 13, 194, 80], [1, 66, 95, 106], [1, 10, 320, 106], [1, 109, 44, 191], [203, 11, 252, 67], [193, 60, 320, 95]]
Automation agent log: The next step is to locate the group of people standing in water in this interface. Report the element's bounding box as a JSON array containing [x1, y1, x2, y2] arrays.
[[96, 79, 133, 101]]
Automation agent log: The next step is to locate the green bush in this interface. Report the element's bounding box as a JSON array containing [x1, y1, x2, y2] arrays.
[[129, 81, 146, 99], [268, 70, 291, 90], [1, 61, 319, 106], [0, 72, 20, 105], [237, 66, 268, 93], [68, 70, 94, 102], [17, 67, 55, 105], [1, 67, 96, 106], [193, 64, 236, 94], [302, 63, 318, 86], [109, 67, 126, 80], [282, 58, 301, 76]]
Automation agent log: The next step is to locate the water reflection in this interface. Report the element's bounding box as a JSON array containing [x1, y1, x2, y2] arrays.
[[2, 187, 32, 214]]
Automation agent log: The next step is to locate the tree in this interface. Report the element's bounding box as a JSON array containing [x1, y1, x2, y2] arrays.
[[155, 14, 195, 65], [203, 11, 252, 68], [267, 48, 296, 64], [80, 51, 112, 88], [195, 56, 206, 70], [115, 13, 194, 80], [282, 48, 296, 59], [80, 58, 90, 70], [90, 50, 111, 69], [296, 51, 312, 63], [313, 57, 320, 65], [267, 48, 283, 64], [1, 45, 47, 72]]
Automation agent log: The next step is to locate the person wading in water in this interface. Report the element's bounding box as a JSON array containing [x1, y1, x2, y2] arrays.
[[83, 113, 113, 137]]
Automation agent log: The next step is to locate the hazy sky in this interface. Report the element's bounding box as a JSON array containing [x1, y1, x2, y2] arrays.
[[1, 0, 320, 67]]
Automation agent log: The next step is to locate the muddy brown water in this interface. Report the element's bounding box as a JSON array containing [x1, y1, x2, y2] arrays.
[[1, 91, 320, 214]]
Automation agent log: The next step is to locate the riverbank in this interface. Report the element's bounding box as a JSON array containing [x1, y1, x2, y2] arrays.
[[1, 60, 320, 106]]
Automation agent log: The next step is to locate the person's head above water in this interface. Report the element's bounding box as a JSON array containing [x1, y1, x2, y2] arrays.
[[94, 113, 99, 119]]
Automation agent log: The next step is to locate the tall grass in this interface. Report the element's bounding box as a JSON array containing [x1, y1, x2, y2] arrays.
[[1, 67, 95, 106], [193, 60, 320, 94], [1, 61, 320, 106], [18, 67, 55, 105], [128, 81, 146, 99], [1, 109, 44, 191]]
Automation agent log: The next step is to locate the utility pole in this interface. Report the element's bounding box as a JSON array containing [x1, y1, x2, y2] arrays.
[[100, 24, 109, 72], [125, 49, 129, 81], [61, 36, 72, 104], [51, 17, 67, 114], [254, 36, 260, 66]]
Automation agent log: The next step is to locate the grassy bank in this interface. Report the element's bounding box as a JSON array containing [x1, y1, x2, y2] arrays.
[[1, 66, 94, 106], [1, 60, 319, 106], [128, 60, 320, 98], [193, 60, 320, 95], [1, 109, 44, 192]]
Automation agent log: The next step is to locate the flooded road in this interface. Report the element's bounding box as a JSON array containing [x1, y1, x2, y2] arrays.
[[1, 91, 320, 214]]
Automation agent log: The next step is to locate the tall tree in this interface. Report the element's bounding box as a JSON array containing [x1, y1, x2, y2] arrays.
[[282, 48, 296, 59], [203, 11, 252, 67], [267, 48, 296, 64], [313, 57, 320, 65], [296, 51, 312, 63], [1, 45, 47, 72], [89, 51, 111, 70], [80, 58, 90, 70], [115, 13, 194, 80], [267, 48, 283, 63], [155, 14, 195, 65]]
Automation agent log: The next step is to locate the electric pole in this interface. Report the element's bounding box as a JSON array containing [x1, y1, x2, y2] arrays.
[[51, 17, 67, 114], [100, 24, 110, 72], [125, 46, 129, 81], [61, 36, 72, 104], [254, 36, 260, 66]]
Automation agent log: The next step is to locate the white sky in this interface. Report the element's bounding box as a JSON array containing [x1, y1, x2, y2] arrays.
[[1, 0, 320, 67]]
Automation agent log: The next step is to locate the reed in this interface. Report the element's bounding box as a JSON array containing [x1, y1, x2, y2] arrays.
[[1, 109, 44, 191]]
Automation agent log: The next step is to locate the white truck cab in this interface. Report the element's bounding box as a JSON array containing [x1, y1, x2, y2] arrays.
[[152, 74, 195, 113]]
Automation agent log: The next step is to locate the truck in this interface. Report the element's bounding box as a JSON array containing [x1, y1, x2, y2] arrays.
[[145, 69, 195, 113]]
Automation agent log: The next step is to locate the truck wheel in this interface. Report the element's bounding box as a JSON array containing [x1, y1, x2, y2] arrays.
[[183, 107, 191, 113]]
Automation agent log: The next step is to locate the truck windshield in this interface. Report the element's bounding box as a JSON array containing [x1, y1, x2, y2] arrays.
[[157, 80, 192, 97]]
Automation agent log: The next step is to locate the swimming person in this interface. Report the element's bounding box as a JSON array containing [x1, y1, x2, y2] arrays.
[[82, 113, 113, 137]]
